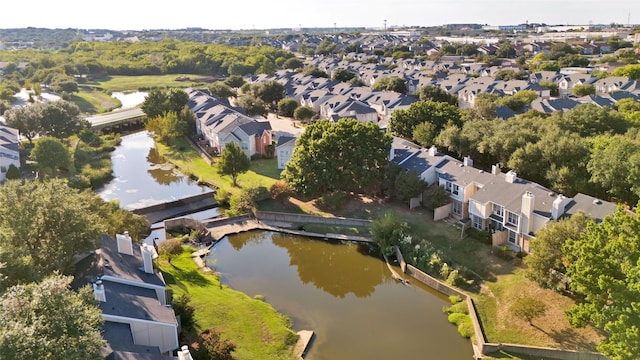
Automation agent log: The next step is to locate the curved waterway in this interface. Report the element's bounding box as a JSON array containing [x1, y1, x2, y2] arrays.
[[209, 231, 473, 360], [97, 131, 209, 210]]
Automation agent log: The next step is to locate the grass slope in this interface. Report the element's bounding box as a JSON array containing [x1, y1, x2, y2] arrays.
[[157, 247, 297, 360]]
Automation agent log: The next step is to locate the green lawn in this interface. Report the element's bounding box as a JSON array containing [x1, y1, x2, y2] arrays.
[[155, 137, 281, 197], [157, 247, 297, 360], [71, 88, 121, 113], [81, 74, 216, 93]]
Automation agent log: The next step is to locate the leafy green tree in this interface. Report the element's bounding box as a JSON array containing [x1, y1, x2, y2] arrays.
[[145, 111, 187, 145], [228, 186, 262, 216], [293, 105, 315, 122], [3, 104, 41, 144], [332, 68, 357, 82], [4, 164, 21, 180], [557, 104, 627, 137], [563, 206, 640, 360], [422, 185, 451, 210], [167, 88, 189, 113], [277, 98, 298, 117], [237, 96, 268, 117], [158, 238, 183, 264], [416, 85, 458, 105], [316, 39, 337, 55], [50, 75, 78, 94], [38, 100, 88, 139], [500, 90, 538, 112], [394, 170, 427, 201], [588, 135, 640, 205], [412, 121, 437, 147], [282, 119, 392, 196], [209, 81, 236, 99], [613, 64, 640, 80], [217, 142, 250, 186], [249, 80, 285, 108], [224, 75, 245, 88], [302, 66, 328, 78], [141, 89, 169, 119], [510, 296, 547, 325], [389, 100, 462, 140], [467, 92, 500, 120], [282, 58, 304, 70], [0, 274, 104, 359], [30, 137, 72, 177], [572, 84, 595, 97], [539, 81, 559, 97], [372, 76, 407, 94], [524, 212, 590, 290], [370, 210, 410, 254], [0, 180, 104, 285]]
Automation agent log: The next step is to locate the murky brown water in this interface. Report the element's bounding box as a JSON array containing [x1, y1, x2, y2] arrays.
[[209, 231, 473, 360]]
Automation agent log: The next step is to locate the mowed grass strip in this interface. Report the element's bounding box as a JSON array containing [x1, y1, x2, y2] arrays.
[[157, 247, 297, 360], [155, 137, 281, 196], [83, 74, 215, 92]]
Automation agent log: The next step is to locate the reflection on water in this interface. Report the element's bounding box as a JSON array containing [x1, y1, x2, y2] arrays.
[[211, 231, 472, 360], [97, 131, 208, 210], [111, 91, 148, 110]]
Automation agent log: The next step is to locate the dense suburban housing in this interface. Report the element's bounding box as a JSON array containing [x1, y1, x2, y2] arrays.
[[391, 138, 617, 253]]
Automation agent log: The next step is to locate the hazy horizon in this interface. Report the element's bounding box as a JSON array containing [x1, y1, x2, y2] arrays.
[[2, 0, 639, 32]]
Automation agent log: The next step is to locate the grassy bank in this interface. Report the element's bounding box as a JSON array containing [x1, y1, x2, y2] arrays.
[[157, 247, 297, 360], [82, 74, 217, 93], [154, 137, 281, 197]]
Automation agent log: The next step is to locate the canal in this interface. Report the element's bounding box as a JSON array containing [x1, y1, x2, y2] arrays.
[[99, 131, 473, 359]]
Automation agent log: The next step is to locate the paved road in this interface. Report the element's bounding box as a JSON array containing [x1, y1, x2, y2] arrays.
[[264, 113, 304, 139], [86, 107, 144, 127]]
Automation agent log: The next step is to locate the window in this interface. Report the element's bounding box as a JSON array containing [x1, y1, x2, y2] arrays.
[[0, 166, 5, 173], [507, 212, 519, 226], [241, 141, 249, 151], [472, 215, 483, 230], [445, 181, 459, 195], [492, 203, 504, 218], [452, 201, 462, 215], [491, 219, 504, 232], [508, 230, 517, 244]]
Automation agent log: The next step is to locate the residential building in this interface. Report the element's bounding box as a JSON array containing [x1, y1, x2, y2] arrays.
[[276, 135, 296, 170], [0, 124, 20, 181]]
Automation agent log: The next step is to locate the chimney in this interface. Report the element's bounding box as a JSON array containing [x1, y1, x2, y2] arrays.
[[491, 164, 501, 175], [93, 279, 106, 302], [141, 243, 157, 274], [551, 194, 569, 220], [428, 145, 437, 156], [389, 147, 395, 161], [521, 191, 535, 234], [116, 231, 133, 256], [505, 170, 517, 183], [178, 345, 194, 360], [463, 156, 473, 167]]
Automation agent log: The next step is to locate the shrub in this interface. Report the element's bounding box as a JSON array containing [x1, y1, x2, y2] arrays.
[[5, 164, 21, 180], [190, 327, 236, 360], [466, 228, 491, 245], [158, 238, 184, 263], [173, 294, 196, 331], [214, 187, 232, 206], [511, 296, 547, 324], [440, 262, 451, 279], [449, 295, 462, 304], [317, 190, 348, 211], [270, 181, 292, 202]]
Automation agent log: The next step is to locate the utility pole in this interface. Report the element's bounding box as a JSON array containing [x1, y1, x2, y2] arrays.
[[384, 19, 387, 35]]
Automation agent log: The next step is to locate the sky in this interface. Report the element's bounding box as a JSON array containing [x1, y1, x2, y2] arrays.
[[2, 0, 639, 31]]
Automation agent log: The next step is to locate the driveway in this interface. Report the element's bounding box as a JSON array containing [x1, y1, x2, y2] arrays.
[[264, 112, 304, 139]]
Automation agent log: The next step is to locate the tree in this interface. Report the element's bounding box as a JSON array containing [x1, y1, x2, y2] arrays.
[[293, 105, 315, 122], [277, 98, 298, 117], [572, 84, 595, 97], [332, 68, 357, 82], [224, 75, 245, 89], [416, 85, 458, 105], [412, 121, 437, 147], [316, 39, 337, 55], [0, 179, 104, 286], [588, 135, 640, 205], [30, 137, 72, 177], [524, 212, 590, 290], [422, 185, 451, 210], [50, 75, 78, 94], [563, 207, 640, 360], [38, 100, 88, 138], [614, 64, 640, 80], [394, 170, 427, 201], [158, 238, 183, 263], [370, 210, 410, 254], [217, 142, 250, 186], [510, 296, 547, 325], [4, 164, 21, 180], [539, 81, 559, 97], [246, 80, 285, 109], [145, 111, 187, 145], [3, 104, 42, 144], [388, 100, 462, 141], [302, 66, 329, 78], [282, 119, 392, 196], [209, 81, 237, 99], [0, 274, 104, 359], [167, 88, 189, 113], [282, 58, 304, 70], [372, 76, 408, 94], [237, 96, 267, 117], [141, 89, 169, 119]]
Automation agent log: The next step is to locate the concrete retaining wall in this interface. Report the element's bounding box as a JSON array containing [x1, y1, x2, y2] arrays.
[[132, 191, 215, 215], [254, 211, 372, 228], [486, 344, 609, 360]]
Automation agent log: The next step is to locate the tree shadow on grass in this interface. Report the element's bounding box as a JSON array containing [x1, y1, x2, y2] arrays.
[[175, 269, 215, 288], [544, 327, 601, 352]]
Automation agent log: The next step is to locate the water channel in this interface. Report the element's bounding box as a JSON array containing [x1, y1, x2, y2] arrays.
[[100, 130, 472, 359]]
